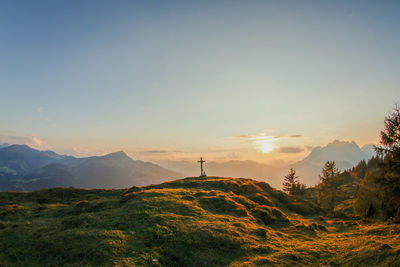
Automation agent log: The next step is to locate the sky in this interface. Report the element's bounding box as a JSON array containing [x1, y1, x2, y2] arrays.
[[1, 0, 399, 164]]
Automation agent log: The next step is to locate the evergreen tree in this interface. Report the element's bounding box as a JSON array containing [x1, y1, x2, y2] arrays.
[[374, 104, 400, 219], [283, 168, 299, 195], [354, 157, 383, 218], [375, 104, 400, 155], [293, 182, 307, 195], [355, 170, 381, 218], [282, 168, 306, 195], [317, 161, 341, 214]]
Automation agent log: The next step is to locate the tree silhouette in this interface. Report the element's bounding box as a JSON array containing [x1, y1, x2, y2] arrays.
[[283, 168, 301, 195], [376, 104, 400, 155], [317, 161, 340, 214], [374, 104, 400, 219]]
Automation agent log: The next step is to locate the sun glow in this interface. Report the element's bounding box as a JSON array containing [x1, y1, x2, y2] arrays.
[[260, 141, 274, 153]]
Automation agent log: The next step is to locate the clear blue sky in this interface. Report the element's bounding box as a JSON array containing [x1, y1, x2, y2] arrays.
[[1, 0, 399, 162]]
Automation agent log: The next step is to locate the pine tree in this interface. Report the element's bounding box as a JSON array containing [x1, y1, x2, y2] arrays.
[[282, 168, 299, 195], [374, 104, 400, 219], [354, 157, 383, 218], [355, 170, 381, 218], [317, 161, 341, 214], [375, 104, 400, 155]]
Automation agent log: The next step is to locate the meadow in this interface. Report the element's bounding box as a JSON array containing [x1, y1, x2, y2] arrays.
[[0, 177, 399, 266]]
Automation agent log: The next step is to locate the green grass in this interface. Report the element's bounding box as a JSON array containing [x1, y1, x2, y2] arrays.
[[0, 177, 399, 266]]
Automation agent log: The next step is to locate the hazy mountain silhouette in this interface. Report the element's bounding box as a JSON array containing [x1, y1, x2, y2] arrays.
[[159, 160, 272, 177], [157, 160, 283, 188], [0, 143, 9, 149], [0, 141, 376, 191], [21, 163, 78, 191], [0, 145, 180, 191], [361, 144, 376, 158], [159, 140, 376, 188], [67, 151, 180, 189], [0, 144, 68, 177], [302, 140, 368, 165], [289, 140, 373, 185]]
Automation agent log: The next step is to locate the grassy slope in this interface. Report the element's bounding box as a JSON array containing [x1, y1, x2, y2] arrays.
[[0, 177, 399, 267]]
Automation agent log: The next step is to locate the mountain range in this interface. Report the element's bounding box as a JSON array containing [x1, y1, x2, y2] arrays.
[[0, 140, 376, 191], [157, 140, 376, 188], [0, 144, 180, 191]]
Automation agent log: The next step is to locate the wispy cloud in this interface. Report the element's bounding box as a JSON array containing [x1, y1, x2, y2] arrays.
[[286, 134, 303, 138], [232, 132, 303, 143], [276, 146, 304, 153], [235, 134, 253, 139], [145, 150, 170, 154]]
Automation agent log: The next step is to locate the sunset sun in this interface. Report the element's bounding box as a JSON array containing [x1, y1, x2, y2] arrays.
[[260, 141, 274, 153]]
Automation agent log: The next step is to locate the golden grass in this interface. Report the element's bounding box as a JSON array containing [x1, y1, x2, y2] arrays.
[[0, 177, 399, 266]]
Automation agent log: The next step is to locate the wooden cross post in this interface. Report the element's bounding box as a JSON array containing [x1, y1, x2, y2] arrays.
[[198, 157, 206, 177]]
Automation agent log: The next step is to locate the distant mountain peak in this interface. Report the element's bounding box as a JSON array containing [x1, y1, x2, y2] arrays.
[[2, 144, 34, 152], [1, 144, 66, 159], [304, 140, 365, 164], [290, 139, 373, 186], [326, 140, 358, 148], [103, 151, 130, 159]]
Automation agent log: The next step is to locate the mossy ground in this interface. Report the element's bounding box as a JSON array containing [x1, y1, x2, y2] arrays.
[[0, 177, 399, 266]]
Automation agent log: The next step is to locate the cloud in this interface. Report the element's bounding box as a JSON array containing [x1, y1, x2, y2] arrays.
[[145, 150, 170, 154], [276, 146, 304, 153], [0, 133, 50, 150], [32, 137, 43, 147], [232, 132, 303, 143], [288, 134, 303, 138], [232, 133, 274, 143], [273, 134, 303, 139], [235, 134, 253, 139]]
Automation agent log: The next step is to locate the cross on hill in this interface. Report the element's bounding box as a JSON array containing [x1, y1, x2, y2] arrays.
[[198, 157, 206, 177]]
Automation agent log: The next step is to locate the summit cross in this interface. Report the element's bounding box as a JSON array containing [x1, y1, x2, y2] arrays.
[[198, 157, 206, 177]]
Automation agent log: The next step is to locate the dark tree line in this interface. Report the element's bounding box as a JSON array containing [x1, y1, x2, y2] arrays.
[[316, 105, 400, 220], [355, 105, 400, 220], [280, 105, 400, 221]]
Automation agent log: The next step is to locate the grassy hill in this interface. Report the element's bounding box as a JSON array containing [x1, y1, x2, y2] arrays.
[[0, 177, 399, 266]]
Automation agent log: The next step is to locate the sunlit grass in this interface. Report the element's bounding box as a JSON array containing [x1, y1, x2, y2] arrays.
[[0, 177, 399, 266]]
